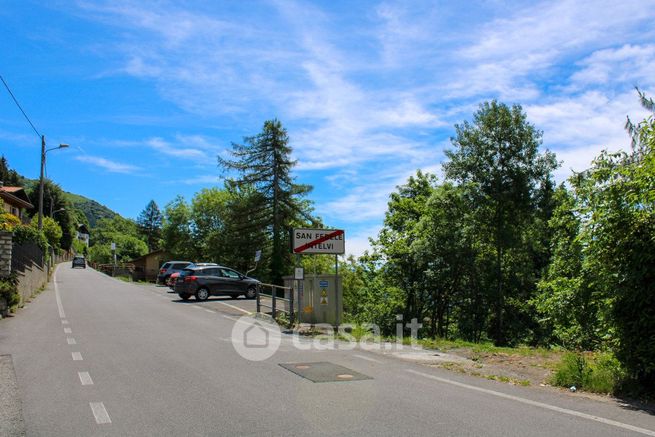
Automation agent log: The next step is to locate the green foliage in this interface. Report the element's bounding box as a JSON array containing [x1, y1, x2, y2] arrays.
[[13, 224, 48, 252], [137, 200, 163, 252], [30, 216, 63, 250], [372, 170, 436, 328], [0, 274, 20, 308], [551, 352, 624, 394], [63, 191, 117, 228], [443, 101, 558, 346], [0, 210, 20, 232], [87, 215, 148, 263], [161, 196, 196, 261], [219, 119, 314, 284]]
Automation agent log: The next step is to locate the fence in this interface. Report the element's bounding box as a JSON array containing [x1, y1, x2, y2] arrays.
[[94, 263, 135, 278], [11, 241, 44, 273], [256, 282, 295, 323]]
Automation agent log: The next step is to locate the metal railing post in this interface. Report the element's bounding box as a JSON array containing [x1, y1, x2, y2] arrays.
[[272, 286, 277, 319], [289, 282, 295, 325], [256, 284, 261, 314]]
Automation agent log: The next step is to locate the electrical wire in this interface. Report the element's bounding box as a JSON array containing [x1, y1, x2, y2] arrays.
[[0, 74, 41, 138]]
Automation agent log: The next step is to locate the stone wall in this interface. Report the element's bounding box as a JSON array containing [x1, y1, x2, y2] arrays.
[[15, 262, 47, 306], [0, 232, 11, 277]]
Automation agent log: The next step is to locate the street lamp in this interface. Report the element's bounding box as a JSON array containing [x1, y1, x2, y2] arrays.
[[38, 135, 69, 230], [51, 208, 66, 217]]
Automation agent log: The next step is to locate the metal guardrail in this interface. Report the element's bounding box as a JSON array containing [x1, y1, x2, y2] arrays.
[[256, 282, 295, 323]]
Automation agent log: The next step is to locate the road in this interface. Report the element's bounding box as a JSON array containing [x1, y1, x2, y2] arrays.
[[1, 265, 654, 436]]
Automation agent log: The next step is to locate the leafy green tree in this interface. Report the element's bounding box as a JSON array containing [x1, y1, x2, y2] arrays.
[[161, 196, 196, 261], [443, 101, 557, 345], [30, 216, 63, 250], [373, 170, 436, 325], [412, 183, 485, 340], [219, 119, 314, 284], [137, 200, 163, 252], [87, 215, 148, 263], [25, 179, 76, 250]]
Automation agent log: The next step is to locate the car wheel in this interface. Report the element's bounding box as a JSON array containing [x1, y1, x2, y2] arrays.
[[229, 294, 238, 299], [245, 286, 257, 299], [196, 288, 210, 301], [178, 293, 190, 301]]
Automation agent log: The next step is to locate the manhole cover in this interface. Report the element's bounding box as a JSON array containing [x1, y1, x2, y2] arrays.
[[279, 362, 372, 383]]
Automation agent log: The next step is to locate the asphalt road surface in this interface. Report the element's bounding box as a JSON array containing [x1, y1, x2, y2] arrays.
[[1, 265, 654, 436]]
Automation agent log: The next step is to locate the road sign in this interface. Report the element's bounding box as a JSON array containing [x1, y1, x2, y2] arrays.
[[254, 250, 261, 262], [294, 267, 304, 280], [292, 228, 345, 254], [111, 242, 116, 250], [320, 289, 328, 305]]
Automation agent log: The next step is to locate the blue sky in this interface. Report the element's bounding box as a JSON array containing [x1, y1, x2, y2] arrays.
[[1, 0, 654, 256]]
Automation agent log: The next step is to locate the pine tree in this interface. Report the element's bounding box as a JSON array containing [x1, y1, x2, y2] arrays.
[[219, 119, 314, 284], [137, 200, 163, 252]]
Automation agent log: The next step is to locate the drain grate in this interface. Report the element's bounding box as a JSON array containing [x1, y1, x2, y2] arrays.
[[279, 362, 372, 383]]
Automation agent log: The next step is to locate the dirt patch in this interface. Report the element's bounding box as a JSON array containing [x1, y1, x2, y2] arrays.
[[424, 348, 563, 387]]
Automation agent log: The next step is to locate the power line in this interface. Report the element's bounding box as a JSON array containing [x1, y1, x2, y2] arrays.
[[0, 74, 41, 138]]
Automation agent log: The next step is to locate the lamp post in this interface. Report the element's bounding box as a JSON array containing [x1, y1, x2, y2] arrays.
[[38, 135, 69, 230]]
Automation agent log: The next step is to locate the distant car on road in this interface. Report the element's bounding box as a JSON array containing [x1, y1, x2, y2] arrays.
[[157, 261, 192, 284], [174, 265, 260, 301], [72, 255, 86, 269]]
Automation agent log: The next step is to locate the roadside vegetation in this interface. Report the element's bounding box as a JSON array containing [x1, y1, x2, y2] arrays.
[[1, 91, 652, 398]]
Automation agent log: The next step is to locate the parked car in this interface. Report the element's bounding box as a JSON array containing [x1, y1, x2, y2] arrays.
[[167, 263, 217, 289], [157, 261, 192, 284], [72, 255, 86, 269], [174, 265, 260, 301]]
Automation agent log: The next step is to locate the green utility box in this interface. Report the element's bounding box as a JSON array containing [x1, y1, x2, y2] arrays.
[[283, 274, 342, 326]]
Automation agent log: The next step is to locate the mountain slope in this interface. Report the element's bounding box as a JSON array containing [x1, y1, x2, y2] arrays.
[[64, 191, 118, 228]]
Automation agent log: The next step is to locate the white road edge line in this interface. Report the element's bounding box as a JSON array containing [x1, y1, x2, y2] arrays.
[[78, 371, 93, 386], [72, 352, 83, 361], [67, 338, 76, 345], [406, 369, 655, 436], [54, 265, 66, 318], [90, 402, 111, 424], [354, 354, 382, 363], [204, 309, 214, 313], [215, 300, 251, 314]]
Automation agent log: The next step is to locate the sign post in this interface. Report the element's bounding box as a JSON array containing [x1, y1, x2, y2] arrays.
[[291, 229, 345, 328]]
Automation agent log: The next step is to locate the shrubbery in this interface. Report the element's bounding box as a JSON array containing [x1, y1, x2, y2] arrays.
[[0, 274, 20, 309], [551, 352, 625, 394]]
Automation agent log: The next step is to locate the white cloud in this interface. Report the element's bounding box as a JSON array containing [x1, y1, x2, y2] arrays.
[[570, 44, 655, 89], [146, 137, 208, 159], [75, 155, 140, 173]]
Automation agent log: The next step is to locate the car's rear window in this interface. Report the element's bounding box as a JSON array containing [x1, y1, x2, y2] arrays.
[[172, 263, 189, 270], [178, 269, 195, 277], [161, 263, 171, 269]]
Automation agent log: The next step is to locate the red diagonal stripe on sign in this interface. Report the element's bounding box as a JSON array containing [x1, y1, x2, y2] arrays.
[[294, 230, 344, 253]]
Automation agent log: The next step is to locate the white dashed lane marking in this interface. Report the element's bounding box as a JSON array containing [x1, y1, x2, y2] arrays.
[[61, 320, 69, 325], [90, 402, 111, 424], [64, 328, 72, 334], [78, 372, 93, 386], [67, 338, 77, 345], [72, 352, 83, 361]]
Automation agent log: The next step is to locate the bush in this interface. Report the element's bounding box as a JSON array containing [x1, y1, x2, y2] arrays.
[[13, 225, 48, 251], [0, 274, 20, 308], [0, 212, 20, 232], [551, 352, 624, 394]]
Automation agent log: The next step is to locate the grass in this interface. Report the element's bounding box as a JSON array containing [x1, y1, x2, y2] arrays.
[[550, 352, 624, 394]]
